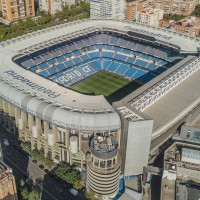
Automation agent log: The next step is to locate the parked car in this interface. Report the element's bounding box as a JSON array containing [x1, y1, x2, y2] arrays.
[[3, 138, 9, 146], [69, 188, 78, 196]]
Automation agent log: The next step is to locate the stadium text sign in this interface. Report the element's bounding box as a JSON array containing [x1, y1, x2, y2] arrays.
[[4, 70, 61, 98], [124, 26, 172, 40]]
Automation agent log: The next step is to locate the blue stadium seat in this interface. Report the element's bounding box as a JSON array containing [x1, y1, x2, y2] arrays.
[[22, 59, 34, 69], [148, 63, 157, 71], [107, 61, 119, 72], [109, 36, 118, 45], [80, 54, 90, 61], [72, 57, 82, 65], [30, 66, 38, 72], [64, 60, 74, 68], [102, 51, 114, 58], [73, 50, 81, 56], [38, 70, 49, 77], [68, 43, 77, 51], [56, 55, 65, 62], [135, 59, 148, 68], [124, 67, 137, 78], [117, 38, 127, 48], [126, 57, 136, 64], [88, 51, 100, 58], [116, 64, 130, 75], [47, 58, 57, 65], [133, 69, 147, 79], [90, 59, 102, 70], [96, 44, 104, 49], [32, 55, 43, 64], [137, 44, 146, 53], [140, 54, 150, 60], [38, 62, 48, 70], [101, 34, 109, 43], [126, 41, 136, 49], [114, 53, 126, 62], [121, 49, 131, 54], [105, 45, 112, 50], [55, 63, 66, 71], [47, 67, 57, 75], [102, 59, 112, 70]]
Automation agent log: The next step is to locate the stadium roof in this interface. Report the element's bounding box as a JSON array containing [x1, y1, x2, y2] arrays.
[[0, 19, 199, 132]]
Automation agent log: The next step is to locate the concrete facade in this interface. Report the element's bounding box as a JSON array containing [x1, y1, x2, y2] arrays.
[[90, 0, 125, 20]]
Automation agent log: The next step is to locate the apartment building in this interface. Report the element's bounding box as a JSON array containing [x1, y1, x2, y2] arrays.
[[0, 0, 35, 22], [90, 0, 125, 20], [149, 0, 199, 16], [125, 0, 148, 21], [136, 8, 164, 26], [39, 0, 75, 14], [159, 16, 200, 36]]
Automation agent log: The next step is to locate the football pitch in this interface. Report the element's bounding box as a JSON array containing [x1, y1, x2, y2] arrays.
[[71, 71, 141, 102]]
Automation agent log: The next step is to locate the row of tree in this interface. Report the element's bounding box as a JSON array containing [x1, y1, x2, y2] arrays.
[[20, 142, 53, 168], [55, 166, 83, 189], [0, 1, 90, 42], [163, 13, 185, 21]]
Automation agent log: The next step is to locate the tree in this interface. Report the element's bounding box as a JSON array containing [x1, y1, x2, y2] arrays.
[[55, 166, 80, 185], [73, 180, 83, 190], [21, 188, 29, 200], [28, 191, 39, 200], [85, 190, 96, 200], [20, 179, 25, 188], [191, 4, 200, 17], [20, 142, 31, 154], [44, 158, 53, 168]]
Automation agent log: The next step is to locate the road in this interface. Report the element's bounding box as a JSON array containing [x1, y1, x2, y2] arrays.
[[0, 127, 86, 200]]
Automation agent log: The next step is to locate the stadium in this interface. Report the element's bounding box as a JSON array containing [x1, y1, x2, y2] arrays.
[[0, 19, 199, 198]]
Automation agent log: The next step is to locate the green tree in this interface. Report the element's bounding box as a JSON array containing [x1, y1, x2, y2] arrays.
[[44, 158, 53, 168], [28, 191, 39, 200], [21, 188, 29, 200], [191, 4, 200, 17], [85, 190, 96, 200], [20, 142, 31, 154], [73, 180, 83, 190], [20, 179, 25, 188], [55, 166, 80, 185]]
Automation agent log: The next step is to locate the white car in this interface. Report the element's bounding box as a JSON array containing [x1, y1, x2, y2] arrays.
[[69, 188, 78, 196], [3, 138, 9, 146]]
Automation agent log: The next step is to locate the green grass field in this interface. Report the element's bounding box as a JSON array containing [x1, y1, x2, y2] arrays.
[[71, 71, 141, 102], [71, 71, 130, 96]]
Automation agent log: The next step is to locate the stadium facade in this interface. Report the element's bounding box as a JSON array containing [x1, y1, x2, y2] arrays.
[[0, 19, 199, 199]]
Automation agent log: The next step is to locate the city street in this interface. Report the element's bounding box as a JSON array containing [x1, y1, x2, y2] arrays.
[[0, 127, 86, 200]]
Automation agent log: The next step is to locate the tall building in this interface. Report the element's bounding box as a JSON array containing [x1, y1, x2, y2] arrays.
[[0, 143, 18, 200], [149, 0, 199, 16], [0, 0, 35, 22], [136, 8, 164, 26], [39, 0, 75, 14], [125, 0, 148, 21], [90, 0, 125, 20]]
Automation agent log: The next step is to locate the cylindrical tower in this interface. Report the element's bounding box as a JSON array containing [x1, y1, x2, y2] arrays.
[[87, 135, 120, 199], [70, 136, 78, 154]]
